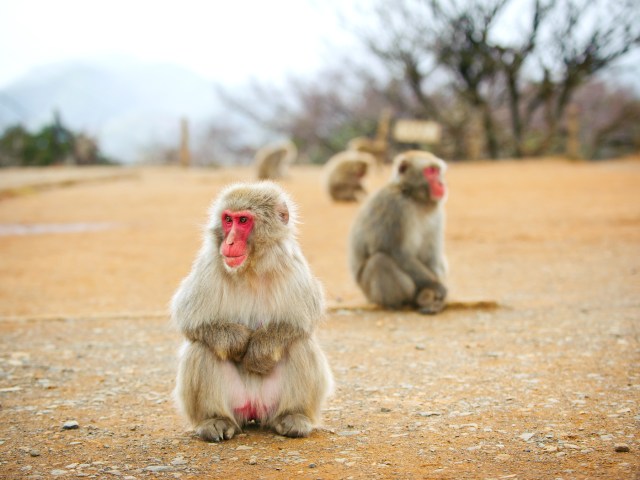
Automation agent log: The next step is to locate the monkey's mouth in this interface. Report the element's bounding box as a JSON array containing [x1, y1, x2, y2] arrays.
[[223, 254, 247, 268]]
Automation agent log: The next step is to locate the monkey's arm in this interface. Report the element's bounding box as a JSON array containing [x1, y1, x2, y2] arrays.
[[395, 250, 439, 282], [183, 323, 252, 362], [242, 322, 307, 375]]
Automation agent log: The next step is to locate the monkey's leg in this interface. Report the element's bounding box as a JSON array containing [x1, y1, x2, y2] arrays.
[[359, 252, 415, 308], [330, 185, 355, 202], [265, 339, 332, 438], [175, 342, 243, 442]]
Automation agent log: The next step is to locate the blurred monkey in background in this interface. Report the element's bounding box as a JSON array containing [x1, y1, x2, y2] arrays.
[[324, 150, 374, 202]]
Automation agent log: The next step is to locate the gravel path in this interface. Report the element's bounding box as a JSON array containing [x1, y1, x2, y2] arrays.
[[0, 160, 638, 479]]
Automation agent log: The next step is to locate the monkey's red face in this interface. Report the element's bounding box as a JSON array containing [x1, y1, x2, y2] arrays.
[[423, 166, 446, 200], [220, 210, 255, 269]]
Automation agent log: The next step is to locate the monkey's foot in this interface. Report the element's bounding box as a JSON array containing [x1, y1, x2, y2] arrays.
[[418, 303, 445, 315], [195, 417, 237, 442], [273, 413, 312, 438], [416, 288, 446, 315]]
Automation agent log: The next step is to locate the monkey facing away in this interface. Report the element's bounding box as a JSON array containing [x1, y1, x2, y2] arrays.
[[172, 181, 333, 441], [348, 150, 448, 314], [255, 140, 297, 180], [324, 150, 374, 202]]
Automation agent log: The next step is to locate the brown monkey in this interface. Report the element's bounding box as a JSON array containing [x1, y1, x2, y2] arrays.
[[255, 140, 297, 180], [348, 150, 448, 314], [324, 150, 374, 202], [172, 181, 333, 442]]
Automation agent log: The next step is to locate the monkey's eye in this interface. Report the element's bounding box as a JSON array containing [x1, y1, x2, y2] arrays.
[[224, 215, 232, 223], [239, 216, 248, 224], [426, 166, 439, 175]]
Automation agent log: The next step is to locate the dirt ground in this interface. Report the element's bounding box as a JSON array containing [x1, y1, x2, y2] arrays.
[[0, 158, 638, 479]]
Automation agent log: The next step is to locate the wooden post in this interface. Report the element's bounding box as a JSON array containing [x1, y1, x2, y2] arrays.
[[467, 111, 483, 161], [179, 117, 191, 167], [566, 105, 581, 161]]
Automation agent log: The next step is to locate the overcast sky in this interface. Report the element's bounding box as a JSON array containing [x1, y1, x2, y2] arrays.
[[1, 0, 637, 91], [0, 0, 360, 88]]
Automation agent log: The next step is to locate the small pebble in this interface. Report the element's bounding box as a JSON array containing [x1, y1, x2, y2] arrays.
[[62, 420, 79, 430], [248, 456, 257, 465], [309, 463, 317, 468], [145, 465, 172, 472], [614, 444, 630, 453], [29, 450, 40, 457], [380, 407, 392, 413]]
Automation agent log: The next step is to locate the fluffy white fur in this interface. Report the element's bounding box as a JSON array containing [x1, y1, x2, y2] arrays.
[[172, 181, 333, 440]]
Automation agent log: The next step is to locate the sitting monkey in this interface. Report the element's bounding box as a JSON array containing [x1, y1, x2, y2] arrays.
[[349, 150, 448, 314], [172, 181, 333, 441], [324, 150, 374, 202]]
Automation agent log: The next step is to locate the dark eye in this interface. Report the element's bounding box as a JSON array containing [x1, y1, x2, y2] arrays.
[[239, 216, 248, 224], [224, 215, 232, 223]]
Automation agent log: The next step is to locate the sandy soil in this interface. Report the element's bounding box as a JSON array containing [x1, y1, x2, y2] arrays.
[[0, 159, 638, 479]]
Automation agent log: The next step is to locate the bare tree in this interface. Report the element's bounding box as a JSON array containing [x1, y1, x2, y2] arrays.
[[215, 66, 393, 164], [206, 0, 639, 163], [529, 0, 640, 154], [355, 0, 640, 158]]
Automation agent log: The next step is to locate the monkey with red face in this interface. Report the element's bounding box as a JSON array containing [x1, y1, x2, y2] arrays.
[[349, 150, 448, 314], [172, 181, 333, 441]]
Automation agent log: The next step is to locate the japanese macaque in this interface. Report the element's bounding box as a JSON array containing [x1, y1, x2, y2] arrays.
[[172, 182, 333, 441], [324, 150, 374, 202], [348, 150, 448, 314], [255, 140, 297, 180]]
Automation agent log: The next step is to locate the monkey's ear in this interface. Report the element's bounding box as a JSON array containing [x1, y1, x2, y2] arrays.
[[398, 160, 409, 174], [276, 202, 289, 225]]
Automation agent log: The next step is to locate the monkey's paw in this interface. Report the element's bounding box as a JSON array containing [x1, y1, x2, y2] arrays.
[[227, 326, 252, 362], [416, 287, 446, 315], [242, 337, 281, 375], [242, 352, 277, 375], [195, 417, 237, 442], [273, 413, 312, 438]]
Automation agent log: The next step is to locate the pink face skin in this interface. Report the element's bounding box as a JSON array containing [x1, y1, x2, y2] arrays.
[[220, 210, 255, 268], [423, 165, 446, 200]]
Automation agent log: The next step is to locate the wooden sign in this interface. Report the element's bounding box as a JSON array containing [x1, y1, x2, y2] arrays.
[[393, 119, 442, 144]]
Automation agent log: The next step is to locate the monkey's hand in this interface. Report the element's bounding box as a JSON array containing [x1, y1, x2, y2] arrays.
[[242, 323, 305, 376], [185, 324, 252, 362]]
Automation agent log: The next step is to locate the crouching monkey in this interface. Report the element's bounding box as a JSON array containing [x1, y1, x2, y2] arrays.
[[172, 181, 333, 441]]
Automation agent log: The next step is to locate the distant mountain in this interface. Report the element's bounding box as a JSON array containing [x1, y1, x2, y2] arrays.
[[0, 57, 222, 163]]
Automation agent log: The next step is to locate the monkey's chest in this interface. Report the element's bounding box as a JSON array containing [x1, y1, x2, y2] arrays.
[[219, 285, 279, 329]]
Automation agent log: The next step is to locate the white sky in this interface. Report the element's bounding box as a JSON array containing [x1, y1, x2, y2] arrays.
[[0, 0, 637, 90], [0, 0, 359, 88]]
